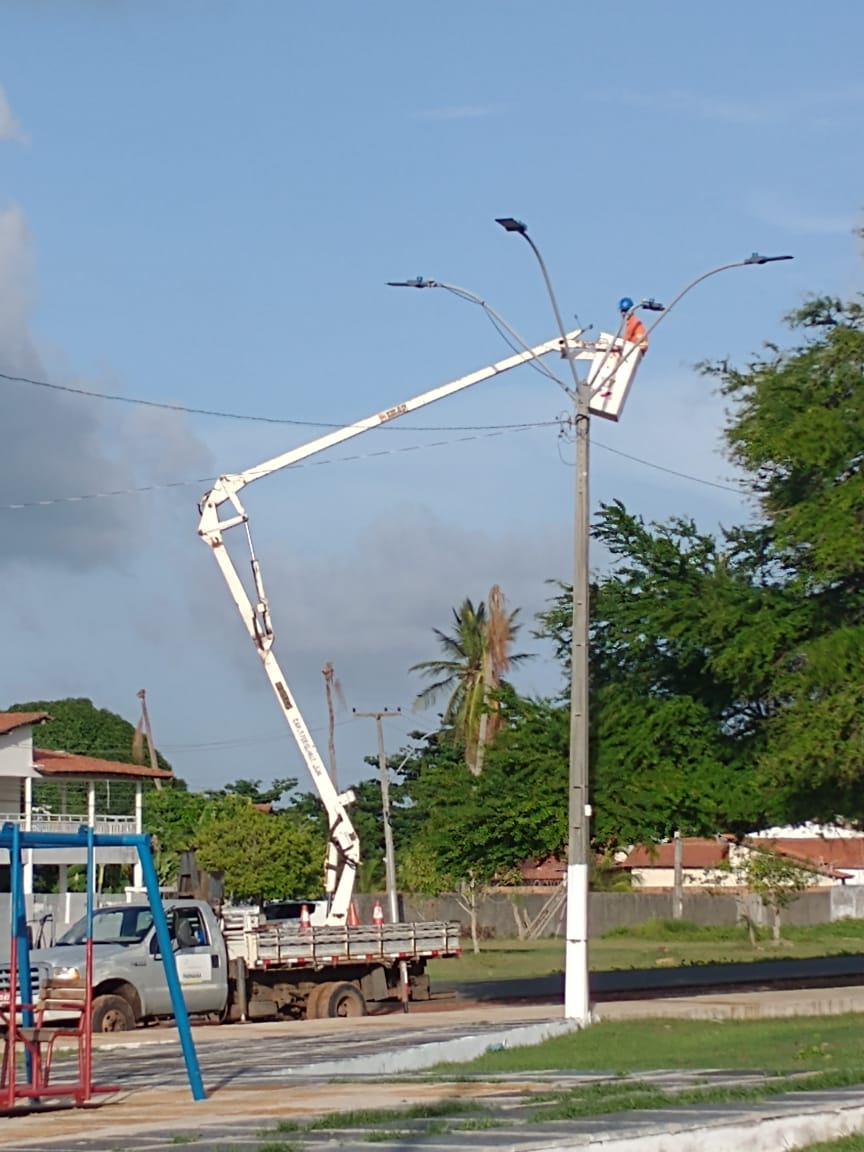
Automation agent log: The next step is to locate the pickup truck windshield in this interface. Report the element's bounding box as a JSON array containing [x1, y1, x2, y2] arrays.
[[57, 907, 155, 946]]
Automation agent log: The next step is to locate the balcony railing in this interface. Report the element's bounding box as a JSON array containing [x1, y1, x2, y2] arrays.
[[0, 813, 138, 835]]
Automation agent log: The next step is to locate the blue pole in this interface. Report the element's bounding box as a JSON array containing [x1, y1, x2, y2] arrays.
[[136, 837, 206, 1101], [10, 823, 35, 1085]]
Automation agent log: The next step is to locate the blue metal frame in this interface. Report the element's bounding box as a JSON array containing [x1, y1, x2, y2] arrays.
[[9, 822, 35, 1085], [1, 825, 206, 1102]]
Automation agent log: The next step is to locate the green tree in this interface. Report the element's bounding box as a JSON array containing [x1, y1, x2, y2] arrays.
[[215, 777, 298, 809], [709, 297, 864, 822], [535, 505, 773, 846], [734, 847, 816, 943], [410, 590, 532, 774], [194, 796, 325, 903], [7, 697, 172, 769], [142, 783, 210, 886], [468, 696, 569, 872]]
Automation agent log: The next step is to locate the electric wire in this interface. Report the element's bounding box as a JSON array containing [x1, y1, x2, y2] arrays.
[[35, 716, 358, 758], [592, 440, 748, 494], [0, 367, 555, 433], [0, 422, 553, 510], [0, 422, 747, 511]]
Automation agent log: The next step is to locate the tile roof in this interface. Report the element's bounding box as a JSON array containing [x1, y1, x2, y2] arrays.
[[33, 748, 173, 780], [749, 837, 864, 874], [622, 838, 731, 869], [519, 857, 566, 884], [0, 711, 50, 736]]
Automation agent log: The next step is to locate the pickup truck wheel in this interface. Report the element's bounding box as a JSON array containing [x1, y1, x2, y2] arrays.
[[92, 994, 136, 1032], [304, 982, 333, 1020], [323, 982, 367, 1018]]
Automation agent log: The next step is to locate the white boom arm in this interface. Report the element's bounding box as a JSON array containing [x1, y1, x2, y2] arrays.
[[198, 327, 598, 924]]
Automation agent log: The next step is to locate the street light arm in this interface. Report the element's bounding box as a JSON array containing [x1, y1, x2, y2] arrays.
[[639, 255, 794, 346], [389, 277, 574, 395], [500, 226, 584, 402]]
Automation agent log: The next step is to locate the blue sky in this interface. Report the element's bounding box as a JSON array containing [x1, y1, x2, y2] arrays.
[[1, 1, 861, 796]]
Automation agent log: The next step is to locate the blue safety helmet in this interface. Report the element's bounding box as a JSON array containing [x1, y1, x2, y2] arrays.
[[618, 296, 634, 313]]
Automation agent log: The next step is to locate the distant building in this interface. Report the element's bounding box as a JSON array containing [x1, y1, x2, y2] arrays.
[[616, 835, 851, 891], [0, 710, 173, 895]]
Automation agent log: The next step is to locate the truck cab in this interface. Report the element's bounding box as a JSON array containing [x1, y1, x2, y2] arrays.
[[26, 899, 229, 1031]]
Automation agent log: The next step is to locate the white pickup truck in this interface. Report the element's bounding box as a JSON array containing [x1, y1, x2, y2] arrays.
[[4, 899, 460, 1032]]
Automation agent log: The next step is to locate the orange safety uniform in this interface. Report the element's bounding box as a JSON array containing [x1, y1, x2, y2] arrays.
[[623, 313, 648, 351]]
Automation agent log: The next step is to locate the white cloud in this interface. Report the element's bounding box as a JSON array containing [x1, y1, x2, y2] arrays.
[[0, 85, 26, 144], [0, 205, 214, 569]]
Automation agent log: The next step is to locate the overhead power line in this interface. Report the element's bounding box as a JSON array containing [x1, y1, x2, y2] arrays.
[[0, 422, 748, 512], [0, 423, 553, 511], [0, 367, 551, 434], [591, 441, 748, 495]]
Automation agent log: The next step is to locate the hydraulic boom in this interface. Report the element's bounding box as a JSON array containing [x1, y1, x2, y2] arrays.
[[197, 326, 619, 924]]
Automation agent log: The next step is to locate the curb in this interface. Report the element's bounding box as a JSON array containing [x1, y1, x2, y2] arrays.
[[292, 1018, 578, 1076]]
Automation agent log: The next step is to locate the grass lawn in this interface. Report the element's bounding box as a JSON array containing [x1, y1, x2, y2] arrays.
[[428, 1013, 864, 1076], [253, 1018, 864, 1144], [427, 917, 864, 984], [796, 1138, 864, 1151]]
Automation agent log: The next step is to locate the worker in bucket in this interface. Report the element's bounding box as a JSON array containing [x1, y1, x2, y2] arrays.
[[618, 297, 648, 353]]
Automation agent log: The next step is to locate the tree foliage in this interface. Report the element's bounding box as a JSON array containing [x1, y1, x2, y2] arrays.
[[734, 847, 817, 942], [709, 298, 864, 823], [194, 796, 325, 903], [410, 592, 532, 773], [8, 697, 172, 770]]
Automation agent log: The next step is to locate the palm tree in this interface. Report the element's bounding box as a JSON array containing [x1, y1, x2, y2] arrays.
[[410, 586, 533, 774]]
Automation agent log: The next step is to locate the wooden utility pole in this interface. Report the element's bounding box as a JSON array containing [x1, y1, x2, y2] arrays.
[[321, 662, 343, 788], [133, 689, 162, 791], [353, 708, 402, 924]]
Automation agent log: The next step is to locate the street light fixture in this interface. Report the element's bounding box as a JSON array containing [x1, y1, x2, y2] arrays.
[[496, 218, 793, 1027], [387, 277, 572, 395]]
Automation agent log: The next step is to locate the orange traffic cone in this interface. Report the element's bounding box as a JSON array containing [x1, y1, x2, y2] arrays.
[[372, 899, 384, 928], [347, 902, 359, 927], [299, 903, 311, 932]]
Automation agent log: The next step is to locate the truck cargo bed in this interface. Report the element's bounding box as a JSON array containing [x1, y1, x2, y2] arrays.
[[227, 918, 461, 968]]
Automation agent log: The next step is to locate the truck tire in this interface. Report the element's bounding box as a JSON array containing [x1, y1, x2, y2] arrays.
[[322, 982, 367, 1018], [92, 994, 136, 1032], [305, 982, 334, 1020]]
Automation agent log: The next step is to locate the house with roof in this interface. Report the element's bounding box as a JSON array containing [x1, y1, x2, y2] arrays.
[[0, 710, 173, 896], [617, 836, 852, 890], [618, 837, 735, 889], [747, 825, 864, 885]]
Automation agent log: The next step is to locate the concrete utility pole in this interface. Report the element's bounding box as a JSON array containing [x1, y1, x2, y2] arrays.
[[673, 830, 684, 920], [496, 217, 593, 1025], [353, 709, 402, 924]]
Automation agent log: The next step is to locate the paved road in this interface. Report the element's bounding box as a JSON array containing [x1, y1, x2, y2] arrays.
[[439, 951, 864, 1002]]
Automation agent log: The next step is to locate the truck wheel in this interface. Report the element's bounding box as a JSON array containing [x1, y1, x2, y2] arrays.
[[322, 982, 367, 1018], [305, 982, 333, 1020], [92, 994, 136, 1032]]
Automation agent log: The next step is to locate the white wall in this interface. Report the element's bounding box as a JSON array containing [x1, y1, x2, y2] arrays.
[[0, 776, 21, 813], [0, 728, 37, 779]]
